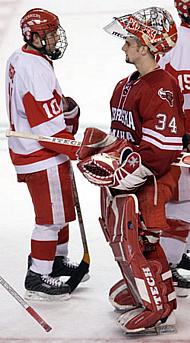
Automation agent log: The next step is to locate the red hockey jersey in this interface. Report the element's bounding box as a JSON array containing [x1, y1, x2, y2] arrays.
[[110, 68, 185, 178]]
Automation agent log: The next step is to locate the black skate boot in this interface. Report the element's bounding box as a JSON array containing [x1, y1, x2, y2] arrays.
[[171, 265, 190, 297], [51, 256, 90, 282], [177, 253, 190, 270], [25, 269, 71, 301]]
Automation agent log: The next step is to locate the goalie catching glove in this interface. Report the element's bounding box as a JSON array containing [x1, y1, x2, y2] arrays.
[[77, 128, 153, 191]]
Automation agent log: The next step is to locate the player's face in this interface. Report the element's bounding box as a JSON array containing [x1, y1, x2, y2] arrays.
[[45, 29, 60, 53], [122, 38, 142, 64]]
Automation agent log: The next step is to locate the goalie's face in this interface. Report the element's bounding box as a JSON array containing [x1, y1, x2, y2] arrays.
[[122, 37, 144, 64]]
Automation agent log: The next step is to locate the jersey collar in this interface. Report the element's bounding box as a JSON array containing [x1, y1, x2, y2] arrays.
[[22, 44, 53, 65]]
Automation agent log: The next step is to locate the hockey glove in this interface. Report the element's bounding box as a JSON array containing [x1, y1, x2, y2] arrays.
[[78, 152, 120, 186], [182, 133, 190, 151], [77, 147, 152, 190], [40, 129, 78, 160], [63, 96, 80, 135], [77, 127, 132, 160], [111, 148, 153, 191]]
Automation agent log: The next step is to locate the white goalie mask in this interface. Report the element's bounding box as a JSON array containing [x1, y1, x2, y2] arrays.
[[103, 7, 178, 55]]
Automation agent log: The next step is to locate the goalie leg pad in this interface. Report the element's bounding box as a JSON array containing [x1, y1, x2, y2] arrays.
[[98, 188, 113, 242], [109, 279, 138, 312], [99, 190, 176, 331], [118, 308, 176, 335]]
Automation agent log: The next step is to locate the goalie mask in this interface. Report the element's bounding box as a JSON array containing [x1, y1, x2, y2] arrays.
[[20, 8, 68, 60], [175, 0, 190, 25], [103, 7, 177, 55]]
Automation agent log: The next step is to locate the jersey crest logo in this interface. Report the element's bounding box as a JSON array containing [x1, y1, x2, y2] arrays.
[[158, 88, 174, 107]]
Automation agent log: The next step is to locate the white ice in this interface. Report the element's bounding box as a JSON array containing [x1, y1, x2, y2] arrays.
[[0, 0, 190, 342]]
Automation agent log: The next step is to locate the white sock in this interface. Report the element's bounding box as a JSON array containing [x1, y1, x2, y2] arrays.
[[30, 257, 54, 275], [160, 237, 186, 265], [55, 242, 68, 257]]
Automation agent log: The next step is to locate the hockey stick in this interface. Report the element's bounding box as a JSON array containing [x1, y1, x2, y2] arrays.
[[65, 169, 90, 292], [5, 129, 81, 147], [0, 275, 52, 332]]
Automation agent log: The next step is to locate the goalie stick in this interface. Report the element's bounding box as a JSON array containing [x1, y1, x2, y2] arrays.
[[5, 129, 81, 146], [65, 170, 90, 292], [0, 275, 52, 332]]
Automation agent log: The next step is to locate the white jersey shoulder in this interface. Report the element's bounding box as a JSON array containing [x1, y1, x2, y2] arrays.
[[6, 48, 61, 101], [159, 25, 190, 111], [5, 48, 67, 174]]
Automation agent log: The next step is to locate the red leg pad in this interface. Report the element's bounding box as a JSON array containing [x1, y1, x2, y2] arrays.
[[109, 279, 137, 311], [99, 189, 176, 329]]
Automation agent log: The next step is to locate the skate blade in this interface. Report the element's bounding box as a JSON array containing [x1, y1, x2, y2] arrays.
[[124, 323, 176, 337], [24, 290, 71, 302], [81, 273, 90, 282]]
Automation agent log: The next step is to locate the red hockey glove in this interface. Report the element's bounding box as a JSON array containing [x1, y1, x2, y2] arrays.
[[77, 127, 132, 160], [78, 152, 120, 186], [182, 133, 190, 151], [111, 149, 153, 191], [77, 148, 152, 190], [40, 129, 78, 160], [63, 96, 80, 135]]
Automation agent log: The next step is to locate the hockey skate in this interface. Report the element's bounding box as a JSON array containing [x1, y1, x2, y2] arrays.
[[118, 308, 176, 336], [177, 253, 190, 282], [171, 265, 190, 297], [51, 256, 90, 282], [177, 253, 190, 270], [25, 269, 71, 301]]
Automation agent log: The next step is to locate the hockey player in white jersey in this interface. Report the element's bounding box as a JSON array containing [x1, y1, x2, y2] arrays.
[[159, 0, 190, 296], [5, 8, 88, 300]]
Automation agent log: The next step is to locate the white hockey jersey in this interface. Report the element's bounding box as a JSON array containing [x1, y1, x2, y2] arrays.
[[5, 46, 68, 174], [159, 24, 190, 127], [159, 24, 190, 202]]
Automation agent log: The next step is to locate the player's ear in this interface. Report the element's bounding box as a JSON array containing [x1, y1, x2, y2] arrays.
[[32, 33, 42, 48], [140, 45, 149, 56]]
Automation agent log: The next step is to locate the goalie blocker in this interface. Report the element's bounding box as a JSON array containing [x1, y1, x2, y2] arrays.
[[99, 188, 176, 334]]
